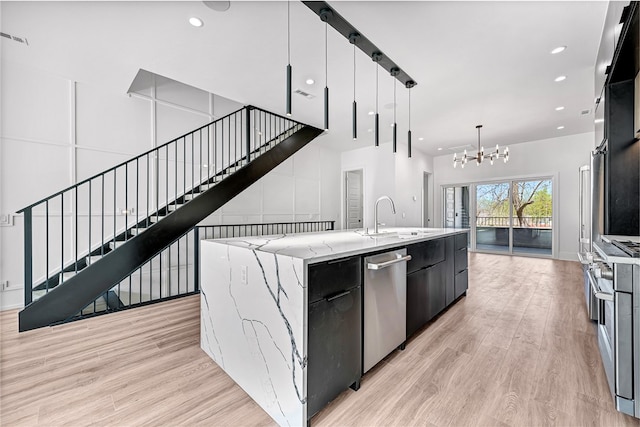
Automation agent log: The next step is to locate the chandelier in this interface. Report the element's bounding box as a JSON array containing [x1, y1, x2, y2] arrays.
[[453, 125, 509, 168]]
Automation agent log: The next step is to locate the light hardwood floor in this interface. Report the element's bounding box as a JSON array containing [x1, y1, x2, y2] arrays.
[[1, 253, 638, 426]]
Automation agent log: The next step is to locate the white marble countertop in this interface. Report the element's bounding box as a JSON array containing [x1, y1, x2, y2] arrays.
[[203, 227, 469, 264]]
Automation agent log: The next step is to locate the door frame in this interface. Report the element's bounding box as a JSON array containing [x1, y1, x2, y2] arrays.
[[422, 171, 432, 228], [440, 172, 558, 259], [342, 168, 365, 230]]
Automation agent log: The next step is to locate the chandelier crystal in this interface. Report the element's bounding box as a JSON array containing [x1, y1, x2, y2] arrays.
[[453, 125, 509, 168]]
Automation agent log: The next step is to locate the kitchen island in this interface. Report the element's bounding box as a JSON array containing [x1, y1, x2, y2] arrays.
[[199, 227, 469, 426]]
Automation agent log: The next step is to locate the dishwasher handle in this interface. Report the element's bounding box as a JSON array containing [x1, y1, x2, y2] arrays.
[[367, 254, 412, 270]]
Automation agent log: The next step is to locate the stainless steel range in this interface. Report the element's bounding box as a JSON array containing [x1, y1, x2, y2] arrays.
[[589, 236, 640, 418]]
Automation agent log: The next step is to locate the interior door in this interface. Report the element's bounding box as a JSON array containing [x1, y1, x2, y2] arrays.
[[345, 170, 363, 229]]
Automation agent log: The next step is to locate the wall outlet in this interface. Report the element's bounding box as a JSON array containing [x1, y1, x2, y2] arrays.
[[240, 266, 248, 285], [0, 214, 13, 226], [1, 281, 22, 291]]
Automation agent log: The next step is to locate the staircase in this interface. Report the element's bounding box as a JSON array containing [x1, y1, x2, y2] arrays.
[[17, 105, 323, 331]]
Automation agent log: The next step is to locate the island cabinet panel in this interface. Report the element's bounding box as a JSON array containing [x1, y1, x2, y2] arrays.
[[406, 232, 468, 339], [406, 268, 429, 337], [406, 238, 445, 274], [454, 234, 469, 300], [308, 256, 361, 303], [444, 236, 456, 306], [307, 257, 362, 420]]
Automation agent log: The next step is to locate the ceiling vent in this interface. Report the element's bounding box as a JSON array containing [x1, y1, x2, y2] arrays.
[[0, 32, 29, 46], [294, 89, 315, 99], [581, 109, 591, 115]]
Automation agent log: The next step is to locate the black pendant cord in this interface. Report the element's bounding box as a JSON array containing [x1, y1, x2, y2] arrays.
[[286, 0, 292, 116], [408, 88, 412, 158], [392, 74, 397, 153], [352, 41, 357, 140], [374, 57, 379, 147], [323, 21, 329, 131]]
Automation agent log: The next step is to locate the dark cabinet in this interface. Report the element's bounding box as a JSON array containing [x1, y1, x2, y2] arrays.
[[425, 262, 447, 322], [307, 257, 362, 420], [406, 233, 469, 340], [406, 268, 428, 338], [407, 238, 445, 274], [454, 269, 468, 300]]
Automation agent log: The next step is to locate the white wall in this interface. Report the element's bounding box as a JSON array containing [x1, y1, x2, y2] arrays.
[[341, 142, 434, 230], [0, 59, 341, 310], [432, 132, 594, 261], [200, 141, 341, 227]]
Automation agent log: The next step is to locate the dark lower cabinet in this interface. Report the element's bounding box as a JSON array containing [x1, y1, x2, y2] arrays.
[[426, 262, 446, 321], [406, 233, 469, 340], [406, 268, 428, 338], [454, 269, 468, 300], [307, 258, 362, 420]]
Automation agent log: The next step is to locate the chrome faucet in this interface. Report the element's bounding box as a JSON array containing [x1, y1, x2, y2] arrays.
[[374, 196, 396, 234]]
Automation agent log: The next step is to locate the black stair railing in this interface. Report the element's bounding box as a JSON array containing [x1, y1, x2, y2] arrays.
[[16, 105, 311, 316], [74, 220, 335, 320]]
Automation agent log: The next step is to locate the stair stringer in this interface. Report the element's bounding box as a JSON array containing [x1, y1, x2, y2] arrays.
[[18, 125, 324, 332]]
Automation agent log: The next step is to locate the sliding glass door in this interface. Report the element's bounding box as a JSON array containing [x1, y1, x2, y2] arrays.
[[476, 182, 510, 252], [512, 179, 552, 255], [444, 177, 553, 257]]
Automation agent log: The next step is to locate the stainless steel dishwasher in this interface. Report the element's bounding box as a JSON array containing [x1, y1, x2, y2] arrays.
[[363, 248, 411, 373]]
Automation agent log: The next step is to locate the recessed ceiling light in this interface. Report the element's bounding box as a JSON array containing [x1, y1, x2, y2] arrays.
[[189, 17, 204, 27], [554, 75, 567, 82], [305, 78, 314, 85], [555, 106, 565, 111], [551, 46, 567, 54], [437, 147, 443, 151], [594, 118, 604, 124], [418, 137, 424, 141], [368, 111, 375, 116], [557, 126, 565, 130]]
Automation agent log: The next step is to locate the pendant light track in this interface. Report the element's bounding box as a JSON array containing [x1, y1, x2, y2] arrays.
[[302, 1, 417, 88]]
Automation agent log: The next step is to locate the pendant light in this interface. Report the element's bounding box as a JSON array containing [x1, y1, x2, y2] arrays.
[[319, 8, 332, 131], [453, 125, 509, 168], [390, 68, 399, 153], [349, 33, 360, 140], [372, 52, 382, 147], [285, 0, 292, 116], [406, 81, 415, 158]]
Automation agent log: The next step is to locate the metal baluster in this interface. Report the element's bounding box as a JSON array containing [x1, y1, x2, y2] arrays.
[[177, 237, 181, 296], [175, 140, 178, 214], [221, 120, 224, 180], [45, 201, 49, 293], [23, 207, 33, 305], [61, 194, 64, 284], [146, 155, 149, 232], [183, 136, 186, 208], [185, 233, 189, 292], [101, 175, 105, 256], [149, 257, 152, 306], [74, 187, 78, 274], [245, 107, 251, 165], [88, 181, 92, 266], [194, 227, 200, 293], [136, 158, 139, 235], [168, 144, 169, 222], [113, 172, 116, 250], [125, 163, 128, 241]]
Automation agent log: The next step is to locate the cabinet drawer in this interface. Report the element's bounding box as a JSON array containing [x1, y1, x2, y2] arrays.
[[308, 286, 361, 418], [407, 238, 445, 274], [309, 256, 361, 304], [454, 248, 468, 273], [454, 269, 468, 300], [455, 232, 468, 250]]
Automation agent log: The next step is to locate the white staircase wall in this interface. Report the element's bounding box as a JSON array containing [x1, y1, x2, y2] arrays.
[[0, 59, 242, 311]]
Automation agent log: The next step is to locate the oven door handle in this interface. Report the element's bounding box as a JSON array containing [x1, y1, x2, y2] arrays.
[[589, 272, 614, 301]]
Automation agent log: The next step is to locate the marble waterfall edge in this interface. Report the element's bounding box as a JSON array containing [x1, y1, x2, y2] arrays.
[[200, 241, 307, 426]]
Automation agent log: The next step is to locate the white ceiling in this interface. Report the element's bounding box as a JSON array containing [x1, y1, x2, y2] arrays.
[[1, 1, 608, 156]]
